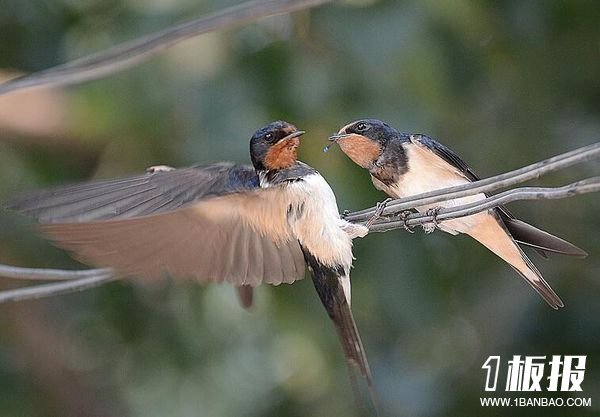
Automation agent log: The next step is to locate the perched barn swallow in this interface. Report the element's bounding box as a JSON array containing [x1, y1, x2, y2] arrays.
[[330, 119, 587, 309], [6, 121, 376, 407]]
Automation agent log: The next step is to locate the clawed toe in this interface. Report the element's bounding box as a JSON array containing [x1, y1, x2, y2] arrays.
[[399, 210, 415, 233], [366, 197, 393, 228], [423, 206, 443, 234]]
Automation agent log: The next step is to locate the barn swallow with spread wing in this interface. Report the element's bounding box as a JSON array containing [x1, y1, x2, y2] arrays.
[[329, 119, 587, 309], [6, 121, 376, 408]]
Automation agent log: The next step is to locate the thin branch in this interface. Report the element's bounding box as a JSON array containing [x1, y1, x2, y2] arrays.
[[0, 0, 333, 96], [0, 272, 117, 303], [0, 265, 111, 281], [345, 142, 600, 223], [366, 177, 600, 233]]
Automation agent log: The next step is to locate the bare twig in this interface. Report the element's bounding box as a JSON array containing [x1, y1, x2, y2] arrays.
[[0, 272, 117, 303], [345, 142, 600, 223], [0, 144, 598, 303], [0, 0, 334, 96], [366, 177, 600, 233], [0, 265, 111, 281]]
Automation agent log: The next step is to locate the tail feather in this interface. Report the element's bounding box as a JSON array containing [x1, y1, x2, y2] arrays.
[[497, 210, 587, 258], [329, 280, 372, 383], [468, 213, 564, 309], [511, 251, 564, 310], [235, 285, 254, 309], [303, 246, 379, 416], [311, 272, 379, 415], [311, 272, 374, 380]]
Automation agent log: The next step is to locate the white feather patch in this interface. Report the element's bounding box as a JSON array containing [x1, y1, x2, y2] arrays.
[[284, 173, 354, 271], [373, 143, 487, 235]]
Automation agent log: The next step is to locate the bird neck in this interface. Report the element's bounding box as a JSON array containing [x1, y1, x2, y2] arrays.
[[369, 137, 409, 186], [256, 162, 315, 187], [263, 137, 300, 170]]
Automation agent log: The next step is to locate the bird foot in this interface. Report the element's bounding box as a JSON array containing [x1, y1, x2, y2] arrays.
[[422, 206, 443, 234], [366, 198, 393, 228], [398, 210, 415, 233], [146, 165, 175, 173]]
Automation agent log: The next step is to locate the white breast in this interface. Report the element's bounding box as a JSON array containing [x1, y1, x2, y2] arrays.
[[375, 144, 486, 235], [285, 173, 354, 270]]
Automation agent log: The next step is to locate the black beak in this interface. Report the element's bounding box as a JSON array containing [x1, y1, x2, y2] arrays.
[[324, 132, 347, 153], [328, 133, 349, 142], [283, 130, 305, 141]]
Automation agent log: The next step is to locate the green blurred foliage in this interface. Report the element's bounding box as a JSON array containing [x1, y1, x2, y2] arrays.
[[0, 1, 599, 416]]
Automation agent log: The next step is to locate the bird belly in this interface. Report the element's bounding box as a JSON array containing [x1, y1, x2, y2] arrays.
[[284, 174, 354, 271], [374, 162, 486, 235]]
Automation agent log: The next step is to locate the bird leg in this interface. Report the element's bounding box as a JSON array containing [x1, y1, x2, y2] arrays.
[[422, 206, 443, 234], [365, 198, 393, 228], [398, 210, 415, 233]]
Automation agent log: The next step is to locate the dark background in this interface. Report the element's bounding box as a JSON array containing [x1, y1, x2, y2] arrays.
[[0, 1, 598, 416]]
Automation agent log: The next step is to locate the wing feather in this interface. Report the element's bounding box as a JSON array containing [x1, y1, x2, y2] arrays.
[[7, 163, 305, 286], [409, 134, 479, 181], [262, 235, 282, 283], [37, 189, 306, 287], [5, 162, 259, 222]]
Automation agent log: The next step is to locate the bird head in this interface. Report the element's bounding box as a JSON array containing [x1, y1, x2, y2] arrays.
[[329, 119, 396, 168], [250, 121, 305, 171]]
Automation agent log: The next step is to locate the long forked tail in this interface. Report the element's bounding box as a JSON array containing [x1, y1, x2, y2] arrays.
[[497, 209, 588, 258], [306, 256, 379, 416], [467, 213, 564, 309]]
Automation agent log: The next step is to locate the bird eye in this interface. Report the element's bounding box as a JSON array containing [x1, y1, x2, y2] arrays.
[[265, 133, 274, 142], [356, 122, 369, 132]]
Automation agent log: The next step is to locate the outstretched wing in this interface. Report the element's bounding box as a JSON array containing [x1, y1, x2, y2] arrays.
[[6, 162, 259, 222], [6, 164, 306, 286]]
